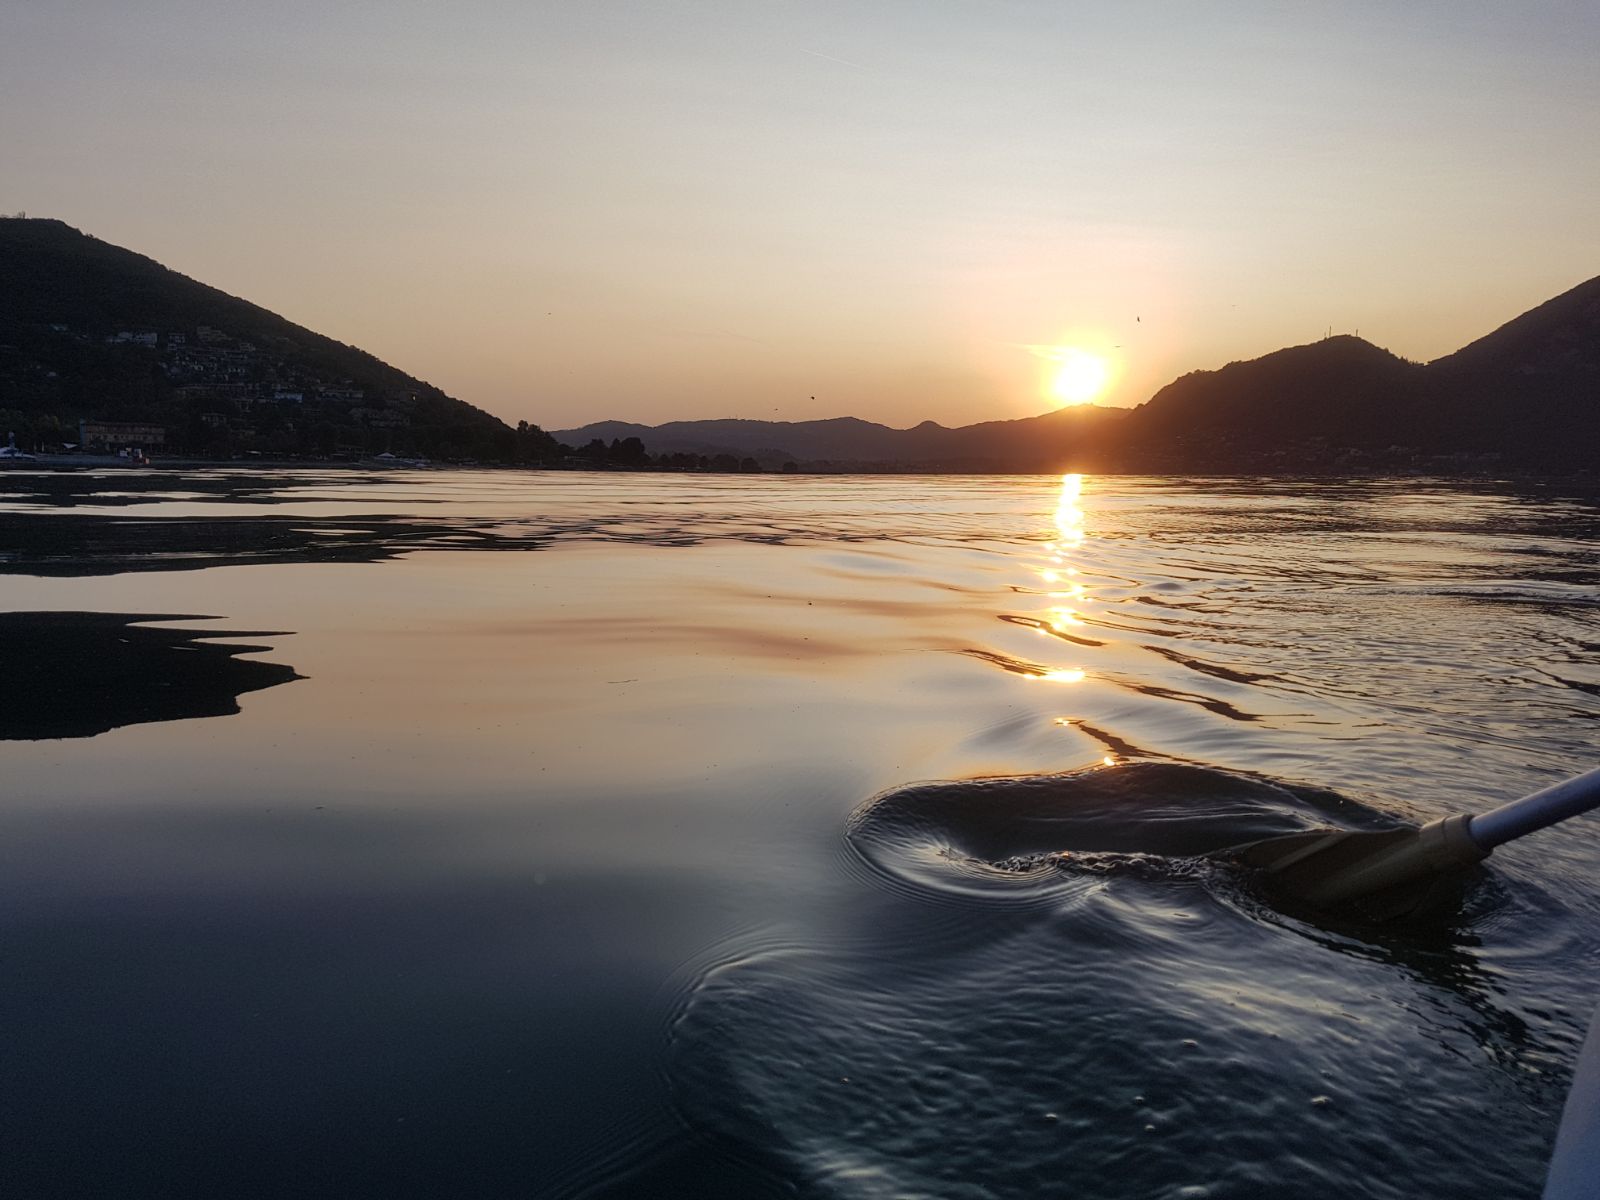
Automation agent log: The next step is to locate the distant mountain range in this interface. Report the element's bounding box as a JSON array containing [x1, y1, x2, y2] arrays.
[[558, 275, 1599, 472], [553, 406, 1126, 471], [2, 217, 1594, 471]]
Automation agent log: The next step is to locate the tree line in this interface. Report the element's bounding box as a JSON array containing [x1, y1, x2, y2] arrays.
[[533, 427, 772, 472]]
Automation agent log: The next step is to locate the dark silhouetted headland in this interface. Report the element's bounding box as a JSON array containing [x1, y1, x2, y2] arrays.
[[0, 218, 533, 461]]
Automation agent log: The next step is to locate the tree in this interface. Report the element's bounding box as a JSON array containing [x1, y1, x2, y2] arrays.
[[610, 436, 649, 466], [514, 420, 559, 463]]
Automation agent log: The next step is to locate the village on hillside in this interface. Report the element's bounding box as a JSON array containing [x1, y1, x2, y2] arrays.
[[9, 319, 407, 455]]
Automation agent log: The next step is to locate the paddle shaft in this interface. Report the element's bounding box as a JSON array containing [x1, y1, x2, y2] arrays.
[[1468, 766, 1600, 851]]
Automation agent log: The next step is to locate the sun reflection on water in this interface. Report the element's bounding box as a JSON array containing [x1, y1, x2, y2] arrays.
[[1047, 474, 1090, 649], [1031, 473, 1109, 764], [1054, 472, 1085, 546]]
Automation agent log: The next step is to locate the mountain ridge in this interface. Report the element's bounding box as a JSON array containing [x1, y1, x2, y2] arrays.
[[554, 405, 1126, 469], [2, 218, 1594, 471], [557, 286, 1598, 470], [0, 218, 527, 459]]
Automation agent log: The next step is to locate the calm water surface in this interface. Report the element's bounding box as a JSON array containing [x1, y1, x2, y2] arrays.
[[2, 470, 1598, 1199]]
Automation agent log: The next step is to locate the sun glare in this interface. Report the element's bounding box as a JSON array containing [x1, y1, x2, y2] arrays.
[[1026, 342, 1117, 407], [1050, 348, 1111, 405]]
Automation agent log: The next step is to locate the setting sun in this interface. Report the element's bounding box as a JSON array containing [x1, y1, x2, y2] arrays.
[[1050, 348, 1111, 405], [1026, 343, 1116, 407]]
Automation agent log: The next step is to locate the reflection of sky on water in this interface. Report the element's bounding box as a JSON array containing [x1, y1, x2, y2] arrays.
[[4, 468, 1595, 821], [1, 471, 1598, 1198]]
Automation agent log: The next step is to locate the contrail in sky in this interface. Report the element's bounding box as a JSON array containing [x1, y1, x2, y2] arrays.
[[797, 47, 867, 70]]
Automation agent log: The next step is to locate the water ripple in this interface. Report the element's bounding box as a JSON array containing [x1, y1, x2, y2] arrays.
[[673, 764, 1573, 1199]]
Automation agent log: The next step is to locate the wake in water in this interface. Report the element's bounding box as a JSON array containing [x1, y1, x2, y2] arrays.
[[845, 761, 1393, 905], [668, 764, 1567, 1200]]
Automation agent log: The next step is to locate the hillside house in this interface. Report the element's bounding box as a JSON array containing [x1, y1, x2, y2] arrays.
[[79, 420, 165, 450]]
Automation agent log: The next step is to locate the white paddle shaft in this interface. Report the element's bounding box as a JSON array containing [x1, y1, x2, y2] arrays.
[[1468, 767, 1600, 851]]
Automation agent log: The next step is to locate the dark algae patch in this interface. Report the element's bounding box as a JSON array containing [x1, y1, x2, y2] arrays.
[[0, 612, 301, 738]]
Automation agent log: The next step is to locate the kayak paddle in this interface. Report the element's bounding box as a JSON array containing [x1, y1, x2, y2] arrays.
[[1224, 766, 1600, 920]]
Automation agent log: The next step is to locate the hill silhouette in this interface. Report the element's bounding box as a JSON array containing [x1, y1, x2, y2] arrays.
[[1418, 275, 1600, 462], [562, 279, 1598, 472], [0, 218, 529, 460], [1109, 336, 1425, 470], [1116, 280, 1597, 471], [3, 218, 1592, 472], [554, 406, 1124, 470], [1130, 337, 1419, 439]]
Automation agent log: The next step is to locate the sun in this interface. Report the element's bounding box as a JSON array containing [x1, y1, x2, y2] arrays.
[[1049, 348, 1111, 406], [1023, 339, 1119, 407]]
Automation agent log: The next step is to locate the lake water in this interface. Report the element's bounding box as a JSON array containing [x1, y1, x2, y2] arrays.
[[2, 469, 1598, 1199]]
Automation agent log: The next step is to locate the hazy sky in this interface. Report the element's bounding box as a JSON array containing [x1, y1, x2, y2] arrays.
[[4, 2, 1597, 429]]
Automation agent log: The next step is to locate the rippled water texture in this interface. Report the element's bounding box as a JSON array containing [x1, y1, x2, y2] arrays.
[[1, 469, 1597, 1199]]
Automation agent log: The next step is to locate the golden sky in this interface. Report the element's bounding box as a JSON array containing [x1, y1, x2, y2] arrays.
[[3, 2, 1596, 428]]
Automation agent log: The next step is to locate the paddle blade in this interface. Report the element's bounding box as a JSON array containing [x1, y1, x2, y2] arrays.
[[1225, 815, 1488, 919]]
